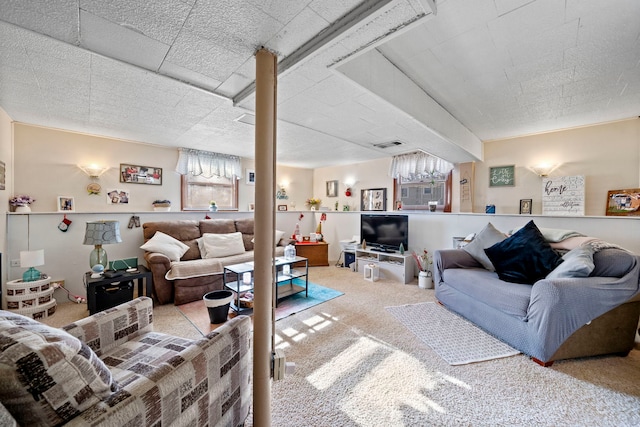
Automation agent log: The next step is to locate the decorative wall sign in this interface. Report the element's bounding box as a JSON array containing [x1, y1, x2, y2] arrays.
[[542, 176, 585, 216], [120, 164, 162, 185], [246, 169, 255, 185], [605, 188, 640, 216], [489, 165, 515, 187], [361, 188, 386, 211]]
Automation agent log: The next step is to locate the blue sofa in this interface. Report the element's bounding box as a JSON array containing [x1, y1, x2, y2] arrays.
[[434, 245, 640, 366]]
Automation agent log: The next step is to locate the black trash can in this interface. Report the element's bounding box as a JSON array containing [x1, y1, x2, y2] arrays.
[[203, 290, 233, 323]]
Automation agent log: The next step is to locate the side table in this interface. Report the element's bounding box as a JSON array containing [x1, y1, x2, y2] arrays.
[[294, 241, 329, 267], [84, 265, 153, 314]]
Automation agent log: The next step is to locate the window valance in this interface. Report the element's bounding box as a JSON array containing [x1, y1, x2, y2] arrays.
[[389, 151, 454, 180], [175, 148, 241, 179]]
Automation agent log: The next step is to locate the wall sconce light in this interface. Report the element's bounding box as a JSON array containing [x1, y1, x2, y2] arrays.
[[529, 163, 559, 177], [78, 164, 109, 178]]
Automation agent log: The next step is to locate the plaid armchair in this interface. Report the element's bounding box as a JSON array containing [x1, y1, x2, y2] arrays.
[[0, 297, 251, 426]]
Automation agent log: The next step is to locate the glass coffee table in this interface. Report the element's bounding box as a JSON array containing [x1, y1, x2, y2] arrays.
[[223, 256, 309, 314]]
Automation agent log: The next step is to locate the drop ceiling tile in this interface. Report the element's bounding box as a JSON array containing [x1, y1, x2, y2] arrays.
[[80, 10, 170, 71], [159, 61, 223, 93], [493, 0, 535, 16], [245, 0, 311, 26], [216, 73, 254, 98], [308, 0, 362, 23], [420, 0, 497, 45], [300, 75, 363, 107], [182, 0, 283, 56], [266, 7, 328, 57], [165, 30, 248, 82], [79, 0, 191, 45], [487, 0, 564, 44], [0, 0, 78, 43]]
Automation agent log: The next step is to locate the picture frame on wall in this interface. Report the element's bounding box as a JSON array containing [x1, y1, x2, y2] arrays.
[[246, 169, 255, 185], [605, 188, 640, 216], [107, 189, 129, 204], [361, 188, 387, 211], [519, 199, 532, 214], [326, 180, 338, 197], [57, 196, 75, 212], [120, 164, 162, 185], [0, 160, 5, 190]]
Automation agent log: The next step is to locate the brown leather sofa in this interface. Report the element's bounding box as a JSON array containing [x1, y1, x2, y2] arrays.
[[143, 218, 289, 305]]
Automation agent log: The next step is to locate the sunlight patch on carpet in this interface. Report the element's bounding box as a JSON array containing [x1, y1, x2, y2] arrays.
[[386, 302, 521, 365]]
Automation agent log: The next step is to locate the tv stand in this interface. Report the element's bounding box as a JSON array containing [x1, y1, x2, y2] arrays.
[[355, 248, 414, 284], [370, 247, 395, 253]]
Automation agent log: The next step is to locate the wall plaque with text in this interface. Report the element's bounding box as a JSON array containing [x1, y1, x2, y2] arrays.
[[542, 175, 585, 216]]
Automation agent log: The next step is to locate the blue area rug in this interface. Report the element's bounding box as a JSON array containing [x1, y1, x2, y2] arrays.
[[276, 280, 343, 321]]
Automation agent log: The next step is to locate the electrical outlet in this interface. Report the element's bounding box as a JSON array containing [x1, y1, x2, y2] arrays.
[[10, 259, 20, 267]]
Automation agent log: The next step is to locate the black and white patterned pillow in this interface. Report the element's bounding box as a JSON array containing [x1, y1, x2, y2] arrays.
[[0, 311, 117, 426]]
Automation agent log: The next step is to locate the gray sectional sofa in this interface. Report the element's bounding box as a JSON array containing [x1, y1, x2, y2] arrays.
[[433, 222, 640, 365]]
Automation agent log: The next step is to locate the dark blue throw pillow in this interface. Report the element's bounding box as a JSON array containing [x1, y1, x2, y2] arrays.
[[484, 220, 563, 284]]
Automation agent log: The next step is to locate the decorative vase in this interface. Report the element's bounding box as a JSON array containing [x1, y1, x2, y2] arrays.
[[209, 205, 217, 212], [418, 271, 433, 289], [310, 205, 316, 211], [15, 205, 31, 213]]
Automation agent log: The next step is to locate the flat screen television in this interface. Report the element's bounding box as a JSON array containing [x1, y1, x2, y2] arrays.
[[360, 214, 409, 253]]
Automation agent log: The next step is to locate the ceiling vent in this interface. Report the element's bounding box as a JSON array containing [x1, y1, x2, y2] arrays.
[[373, 140, 403, 149]]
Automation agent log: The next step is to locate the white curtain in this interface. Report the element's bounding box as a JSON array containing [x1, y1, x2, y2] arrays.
[[389, 151, 454, 180], [175, 148, 241, 178]]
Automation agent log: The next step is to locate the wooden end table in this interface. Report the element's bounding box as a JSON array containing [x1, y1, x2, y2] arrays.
[[294, 241, 329, 266]]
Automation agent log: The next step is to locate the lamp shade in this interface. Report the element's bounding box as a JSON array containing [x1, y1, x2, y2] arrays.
[[83, 221, 122, 245], [20, 249, 44, 268]]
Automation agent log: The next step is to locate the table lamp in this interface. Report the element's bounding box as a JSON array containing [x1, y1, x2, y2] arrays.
[[83, 220, 122, 274], [20, 249, 45, 282]]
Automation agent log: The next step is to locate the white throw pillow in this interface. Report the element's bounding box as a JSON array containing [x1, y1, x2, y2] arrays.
[[140, 231, 190, 261], [202, 232, 246, 258], [251, 229, 286, 246]]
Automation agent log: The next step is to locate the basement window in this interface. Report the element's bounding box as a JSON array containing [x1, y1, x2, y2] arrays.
[[395, 171, 452, 211], [181, 174, 238, 210]]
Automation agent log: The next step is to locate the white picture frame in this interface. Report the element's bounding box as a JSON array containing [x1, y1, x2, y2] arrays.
[[57, 196, 75, 212]]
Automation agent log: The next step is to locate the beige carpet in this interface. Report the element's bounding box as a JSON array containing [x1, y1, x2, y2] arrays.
[[45, 266, 640, 426]]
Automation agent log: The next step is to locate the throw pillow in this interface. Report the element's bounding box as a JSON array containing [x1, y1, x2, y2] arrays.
[[201, 232, 246, 258], [251, 230, 286, 246], [485, 220, 563, 284], [546, 246, 595, 279], [0, 311, 117, 426], [140, 231, 190, 261], [461, 222, 507, 271]]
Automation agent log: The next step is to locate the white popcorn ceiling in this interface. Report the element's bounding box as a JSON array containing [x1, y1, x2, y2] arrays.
[[0, 0, 639, 169]]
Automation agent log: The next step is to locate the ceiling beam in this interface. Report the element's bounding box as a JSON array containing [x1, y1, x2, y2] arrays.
[[232, 0, 393, 106]]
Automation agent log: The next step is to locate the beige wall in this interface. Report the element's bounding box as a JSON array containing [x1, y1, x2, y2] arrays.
[[0, 109, 12, 284], [313, 158, 393, 212], [474, 118, 640, 215]]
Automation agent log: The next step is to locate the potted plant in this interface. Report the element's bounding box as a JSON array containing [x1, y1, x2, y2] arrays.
[[412, 249, 433, 289], [152, 199, 171, 211], [209, 200, 217, 212], [305, 197, 321, 211], [10, 195, 36, 212]]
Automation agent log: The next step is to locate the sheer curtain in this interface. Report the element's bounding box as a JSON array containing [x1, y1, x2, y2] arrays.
[[389, 151, 454, 180], [175, 148, 241, 178]]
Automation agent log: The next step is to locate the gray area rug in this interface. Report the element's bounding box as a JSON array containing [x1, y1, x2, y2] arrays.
[[386, 301, 520, 365]]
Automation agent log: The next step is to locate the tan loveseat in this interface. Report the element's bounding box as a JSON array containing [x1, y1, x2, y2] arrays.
[[143, 218, 290, 305]]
